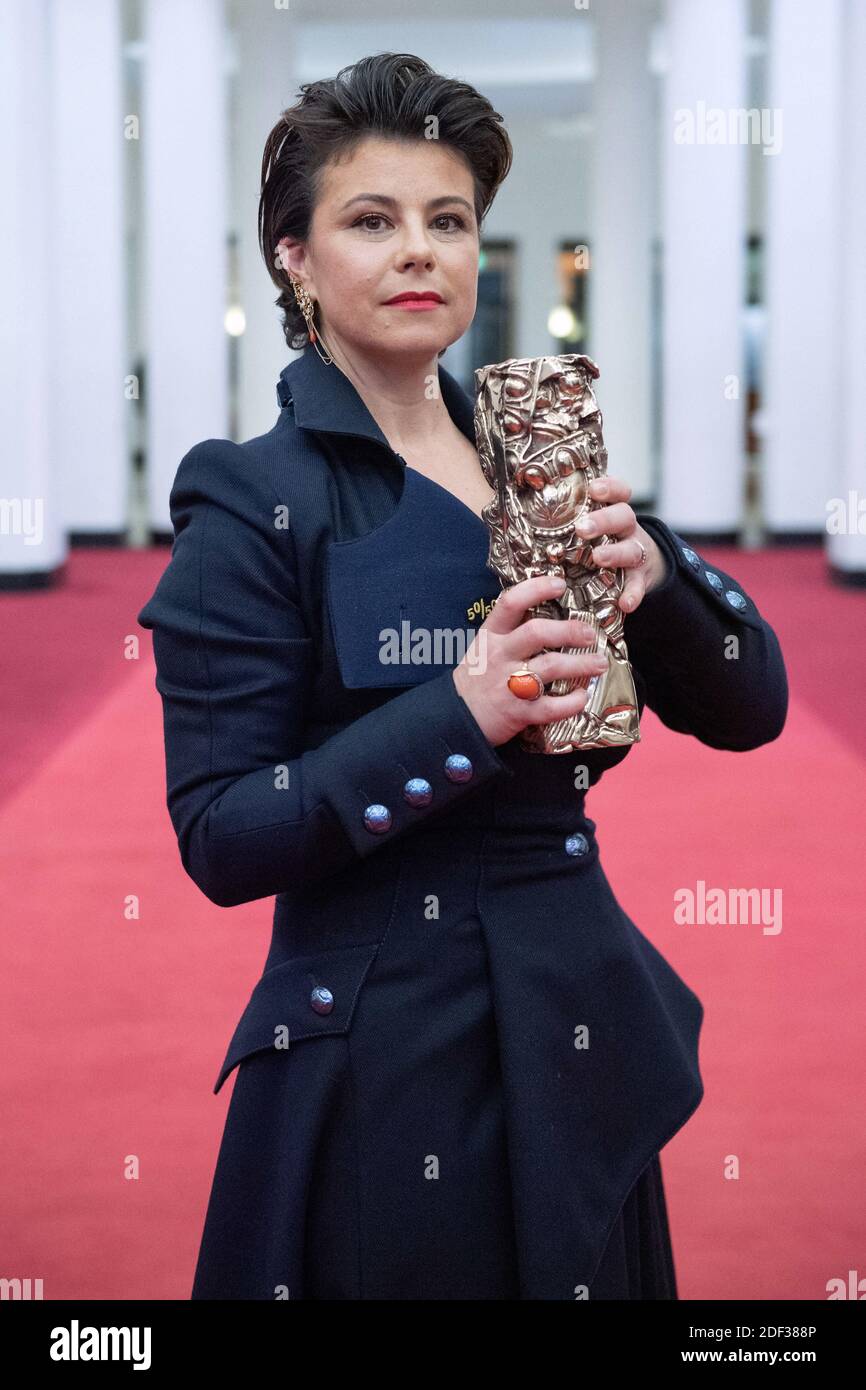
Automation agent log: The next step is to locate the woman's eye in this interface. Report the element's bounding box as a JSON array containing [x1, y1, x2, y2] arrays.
[[354, 214, 390, 231]]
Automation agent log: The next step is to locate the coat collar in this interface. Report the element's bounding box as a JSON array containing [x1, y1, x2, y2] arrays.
[[276, 345, 477, 454]]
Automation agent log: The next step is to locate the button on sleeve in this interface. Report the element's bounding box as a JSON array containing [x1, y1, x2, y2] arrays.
[[623, 513, 788, 751], [137, 440, 510, 907]]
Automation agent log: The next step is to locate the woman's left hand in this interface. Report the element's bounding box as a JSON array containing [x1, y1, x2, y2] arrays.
[[575, 475, 669, 614]]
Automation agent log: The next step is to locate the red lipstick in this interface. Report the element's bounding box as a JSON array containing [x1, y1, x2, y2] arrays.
[[384, 291, 444, 310]]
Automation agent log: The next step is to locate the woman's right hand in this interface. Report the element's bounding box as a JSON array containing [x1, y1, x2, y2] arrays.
[[452, 574, 609, 748]]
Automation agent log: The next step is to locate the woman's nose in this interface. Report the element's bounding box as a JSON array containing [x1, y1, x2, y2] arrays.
[[396, 223, 436, 265]]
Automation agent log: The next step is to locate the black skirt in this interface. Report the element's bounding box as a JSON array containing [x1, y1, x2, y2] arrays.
[[299, 929, 680, 1301], [297, 900, 679, 1300], [192, 739, 702, 1300]]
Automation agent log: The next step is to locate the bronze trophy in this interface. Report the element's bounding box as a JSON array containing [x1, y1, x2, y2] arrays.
[[474, 354, 641, 754]]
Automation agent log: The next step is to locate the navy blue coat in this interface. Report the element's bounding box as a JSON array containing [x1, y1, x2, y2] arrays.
[[137, 344, 788, 1299]]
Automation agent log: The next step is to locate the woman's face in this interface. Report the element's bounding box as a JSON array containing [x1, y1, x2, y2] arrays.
[[279, 135, 480, 364]]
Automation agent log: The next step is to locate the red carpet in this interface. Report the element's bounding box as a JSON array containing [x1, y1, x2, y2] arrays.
[[1, 543, 863, 1299]]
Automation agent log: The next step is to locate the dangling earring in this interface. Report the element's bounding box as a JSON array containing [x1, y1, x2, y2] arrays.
[[289, 276, 333, 366]]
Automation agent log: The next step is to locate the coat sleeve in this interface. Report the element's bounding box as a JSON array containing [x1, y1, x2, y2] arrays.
[[622, 513, 789, 752], [137, 439, 513, 908]]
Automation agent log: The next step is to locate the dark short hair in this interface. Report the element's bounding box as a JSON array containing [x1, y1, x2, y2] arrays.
[[258, 52, 513, 352]]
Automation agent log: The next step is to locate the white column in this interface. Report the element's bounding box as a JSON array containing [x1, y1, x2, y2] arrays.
[[829, 0, 866, 574], [0, 0, 65, 579], [143, 0, 228, 530], [234, 1, 301, 441], [659, 0, 748, 533], [763, 0, 844, 535], [590, 0, 654, 501], [518, 231, 562, 363], [52, 0, 126, 537]]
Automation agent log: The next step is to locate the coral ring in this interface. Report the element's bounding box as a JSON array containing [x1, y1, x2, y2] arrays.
[[507, 664, 545, 701]]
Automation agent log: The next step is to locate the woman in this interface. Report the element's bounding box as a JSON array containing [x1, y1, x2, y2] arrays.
[[137, 53, 788, 1300]]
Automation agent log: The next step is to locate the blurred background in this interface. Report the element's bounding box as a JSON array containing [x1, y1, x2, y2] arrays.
[[1, 0, 863, 1303], [2, 0, 865, 563]]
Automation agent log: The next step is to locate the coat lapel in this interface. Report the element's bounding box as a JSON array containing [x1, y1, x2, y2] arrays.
[[277, 348, 497, 692]]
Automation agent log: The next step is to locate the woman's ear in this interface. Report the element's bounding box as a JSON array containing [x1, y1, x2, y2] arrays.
[[276, 236, 304, 281]]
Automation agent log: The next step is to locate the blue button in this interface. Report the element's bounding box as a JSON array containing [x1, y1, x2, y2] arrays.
[[444, 754, 473, 783], [704, 570, 723, 591], [565, 832, 589, 857], [363, 803, 392, 833], [310, 986, 334, 1015], [403, 777, 433, 807], [725, 589, 747, 610], [680, 545, 701, 570]]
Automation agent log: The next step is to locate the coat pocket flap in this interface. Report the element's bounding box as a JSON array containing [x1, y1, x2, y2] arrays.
[[213, 940, 381, 1094], [326, 533, 499, 691]]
